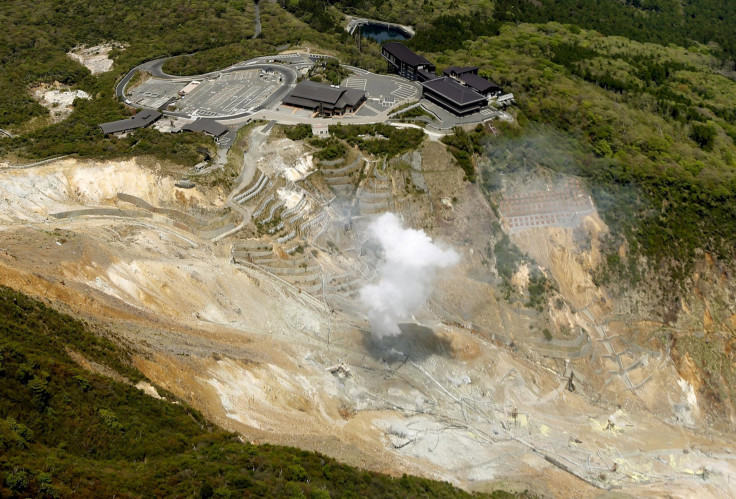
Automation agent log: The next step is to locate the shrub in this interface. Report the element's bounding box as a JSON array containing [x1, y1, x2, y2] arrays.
[[283, 124, 313, 141], [98, 408, 123, 431], [5, 470, 29, 492], [690, 122, 716, 150]]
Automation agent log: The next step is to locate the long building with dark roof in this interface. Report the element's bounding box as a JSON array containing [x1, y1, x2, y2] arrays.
[[443, 66, 503, 98], [282, 80, 366, 117], [458, 73, 503, 98], [181, 118, 228, 138], [420, 77, 488, 116], [381, 42, 436, 82], [99, 110, 162, 135], [443, 66, 479, 78]]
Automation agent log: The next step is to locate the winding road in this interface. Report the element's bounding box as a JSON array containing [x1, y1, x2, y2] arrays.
[[115, 56, 298, 121]]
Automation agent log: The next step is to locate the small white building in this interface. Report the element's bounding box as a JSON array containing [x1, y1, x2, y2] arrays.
[[311, 123, 329, 137], [496, 93, 515, 108]]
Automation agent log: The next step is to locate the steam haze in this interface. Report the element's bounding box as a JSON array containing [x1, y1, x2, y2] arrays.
[[359, 213, 460, 339]]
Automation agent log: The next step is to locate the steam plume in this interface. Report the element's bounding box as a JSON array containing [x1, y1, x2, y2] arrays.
[[359, 213, 460, 339]]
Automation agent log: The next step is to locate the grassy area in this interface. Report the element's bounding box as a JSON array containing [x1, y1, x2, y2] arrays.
[[282, 124, 314, 141], [307, 58, 352, 85], [394, 105, 437, 123], [310, 137, 349, 161], [0, 285, 531, 498], [441, 126, 485, 182], [329, 124, 425, 158]]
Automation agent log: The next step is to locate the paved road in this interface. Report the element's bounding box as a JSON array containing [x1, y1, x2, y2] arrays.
[[114, 55, 458, 137], [346, 17, 415, 37], [116, 57, 298, 120]]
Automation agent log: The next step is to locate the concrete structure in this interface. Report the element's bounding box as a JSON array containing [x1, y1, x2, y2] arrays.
[[312, 124, 329, 136], [99, 110, 162, 135], [497, 93, 515, 107], [282, 81, 366, 117], [381, 42, 435, 82], [420, 77, 487, 116], [178, 81, 201, 97]]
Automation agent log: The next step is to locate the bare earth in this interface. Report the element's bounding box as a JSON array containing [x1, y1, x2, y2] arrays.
[[1, 142, 735, 498], [67, 43, 123, 74]]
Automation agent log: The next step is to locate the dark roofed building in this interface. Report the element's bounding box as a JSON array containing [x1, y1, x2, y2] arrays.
[[282, 81, 366, 117], [443, 66, 478, 78], [443, 66, 504, 98], [457, 73, 503, 98], [421, 77, 487, 116], [381, 42, 436, 82], [181, 119, 228, 138], [99, 110, 162, 135], [417, 68, 437, 83]]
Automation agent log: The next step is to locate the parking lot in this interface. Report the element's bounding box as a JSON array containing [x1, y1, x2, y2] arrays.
[[177, 70, 281, 117], [128, 80, 188, 109], [126, 67, 289, 119], [342, 71, 420, 107]]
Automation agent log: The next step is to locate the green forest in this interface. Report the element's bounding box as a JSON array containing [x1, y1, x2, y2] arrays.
[[0, 286, 526, 498], [0, 0, 377, 163]]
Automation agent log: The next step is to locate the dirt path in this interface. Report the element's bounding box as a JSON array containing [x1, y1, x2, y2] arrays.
[[253, 0, 261, 38], [229, 123, 270, 202]]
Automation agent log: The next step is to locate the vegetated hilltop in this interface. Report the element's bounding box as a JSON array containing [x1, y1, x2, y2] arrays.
[[312, 0, 736, 59], [0, 286, 526, 498], [0, 0, 380, 163], [439, 24, 736, 286]]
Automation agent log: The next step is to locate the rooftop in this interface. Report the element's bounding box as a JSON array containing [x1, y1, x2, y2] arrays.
[[382, 42, 433, 68], [283, 81, 365, 110], [181, 118, 228, 137], [443, 66, 478, 76], [459, 73, 502, 94], [421, 77, 486, 106], [290, 80, 345, 105], [99, 110, 162, 135]]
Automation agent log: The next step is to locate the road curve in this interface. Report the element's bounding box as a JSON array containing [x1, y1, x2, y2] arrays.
[[115, 57, 298, 120]]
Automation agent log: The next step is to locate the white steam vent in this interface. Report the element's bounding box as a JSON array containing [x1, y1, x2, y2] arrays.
[[359, 213, 460, 339]]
